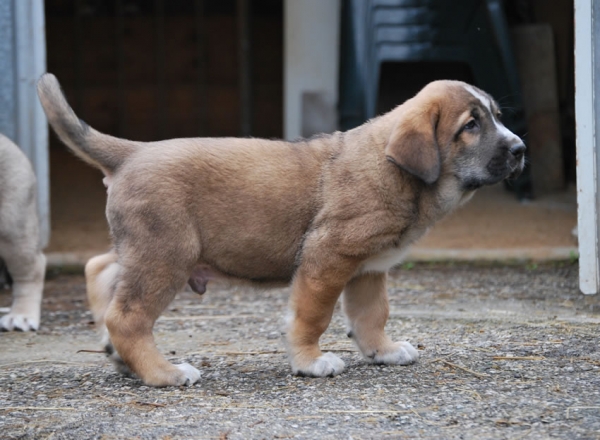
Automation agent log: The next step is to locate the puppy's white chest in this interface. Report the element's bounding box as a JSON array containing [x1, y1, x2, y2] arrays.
[[359, 247, 410, 274], [358, 227, 428, 274]]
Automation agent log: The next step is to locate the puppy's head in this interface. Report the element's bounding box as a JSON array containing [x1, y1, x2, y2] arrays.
[[385, 81, 525, 190]]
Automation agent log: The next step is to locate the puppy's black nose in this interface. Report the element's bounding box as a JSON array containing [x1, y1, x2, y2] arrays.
[[509, 143, 526, 159]]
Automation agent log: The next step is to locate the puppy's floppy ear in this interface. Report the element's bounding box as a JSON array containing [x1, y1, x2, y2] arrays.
[[385, 106, 441, 185]]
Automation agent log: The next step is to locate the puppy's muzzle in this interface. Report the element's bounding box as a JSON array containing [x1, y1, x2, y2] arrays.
[[508, 142, 526, 180]]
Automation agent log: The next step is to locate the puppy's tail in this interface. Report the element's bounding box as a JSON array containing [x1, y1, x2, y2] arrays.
[[37, 73, 140, 175]]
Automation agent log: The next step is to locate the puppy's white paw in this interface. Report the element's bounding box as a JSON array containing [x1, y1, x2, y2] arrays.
[[0, 312, 40, 332], [293, 352, 345, 377], [175, 363, 201, 386], [369, 341, 419, 365]]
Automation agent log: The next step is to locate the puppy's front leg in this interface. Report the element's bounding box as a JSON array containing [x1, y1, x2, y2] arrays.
[[286, 258, 358, 377], [343, 272, 418, 365]]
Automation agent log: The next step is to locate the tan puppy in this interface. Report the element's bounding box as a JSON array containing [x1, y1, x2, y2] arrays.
[[0, 134, 46, 331], [38, 73, 525, 387]]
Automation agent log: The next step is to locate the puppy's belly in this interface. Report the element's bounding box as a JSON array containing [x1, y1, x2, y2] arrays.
[[188, 262, 292, 293], [359, 247, 410, 274]]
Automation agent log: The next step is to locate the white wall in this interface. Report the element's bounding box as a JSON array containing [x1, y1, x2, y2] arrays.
[[284, 0, 341, 140]]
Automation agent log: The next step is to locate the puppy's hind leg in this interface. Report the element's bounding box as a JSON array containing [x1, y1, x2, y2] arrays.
[[343, 272, 418, 366], [85, 251, 131, 374], [104, 251, 201, 387]]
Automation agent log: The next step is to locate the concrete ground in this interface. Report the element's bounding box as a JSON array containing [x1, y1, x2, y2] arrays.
[[1, 262, 599, 439]]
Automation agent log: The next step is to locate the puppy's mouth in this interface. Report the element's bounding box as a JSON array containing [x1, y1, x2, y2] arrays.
[[488, 152, 525, 181], [508, 165, 524, 181], [504, 153, 526, 181], [461, 156, 524, 191]]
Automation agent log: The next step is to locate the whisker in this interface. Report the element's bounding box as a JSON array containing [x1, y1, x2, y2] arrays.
[[496, 93, 519, 105]]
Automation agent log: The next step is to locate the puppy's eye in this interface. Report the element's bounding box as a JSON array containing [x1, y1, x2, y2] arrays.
[[464, 119, 477, 130]]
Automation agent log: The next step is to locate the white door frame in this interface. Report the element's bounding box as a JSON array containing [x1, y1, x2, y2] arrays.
[[575, 0, 598, 294], [14, 0, 49, 247]]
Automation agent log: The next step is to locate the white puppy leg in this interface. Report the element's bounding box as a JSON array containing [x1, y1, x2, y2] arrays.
[[0, 252, 46, 331]]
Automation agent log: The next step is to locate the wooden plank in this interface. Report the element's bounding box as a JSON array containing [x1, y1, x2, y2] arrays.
[[511, 25, 565, 194], [81, 18, 117, 85], [82, 86, 118, 134], [164, 17, 198, 83], [45, 17, 75, 83], [253, 84, 283, 138], [195, 0, 207, 136], [155, 0, 166, 139], [206, 17, 238, 84], [252, 17, 283, 84], [237, 0, 252, 136], [206, 85, 239, 136], [122, 18, 155, 84], [123, 87, 158, 141], [165, 84, 199, 138]]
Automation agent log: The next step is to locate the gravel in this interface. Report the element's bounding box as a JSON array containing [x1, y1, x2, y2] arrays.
[[1, 262, 599, 439]]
